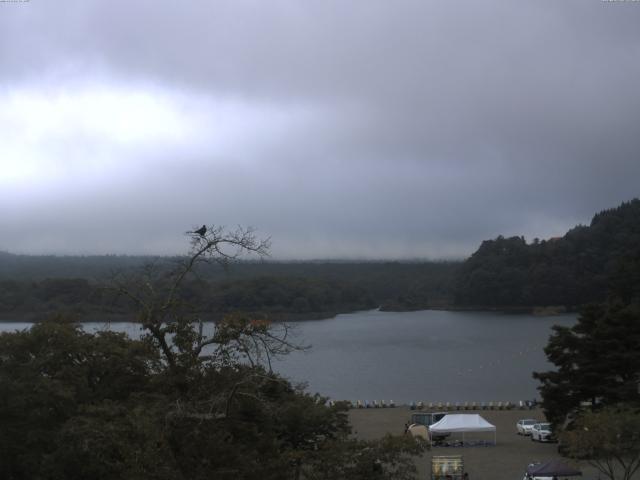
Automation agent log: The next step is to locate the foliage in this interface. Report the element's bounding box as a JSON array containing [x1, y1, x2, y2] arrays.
[[533, 302, 640, 427], [0, 320, 161, 480], [533, 204, 640, 479], [560, 405, 640, 480], [3, 199, 639, 312], [0, 253, 457, 319], [301, 434, 425, 480], [0, 225, 425, 479], [0, 275, 378, 322], [0, 319, 424, 480], [205, 275, 376, 316], [455, 198, 640, 307]]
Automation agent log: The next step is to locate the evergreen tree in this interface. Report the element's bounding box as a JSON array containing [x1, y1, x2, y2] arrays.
[[533, 301, 640, 427]]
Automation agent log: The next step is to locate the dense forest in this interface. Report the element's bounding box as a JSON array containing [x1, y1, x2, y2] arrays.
[[454, 199, 640, 308], [0, 256, 456, 321], [1, 199, 638, 320]]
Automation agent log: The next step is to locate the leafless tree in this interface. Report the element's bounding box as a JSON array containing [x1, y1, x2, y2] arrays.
[[108, 225, 302, 372]]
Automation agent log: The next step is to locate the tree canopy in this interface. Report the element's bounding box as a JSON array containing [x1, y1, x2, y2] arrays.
[[0, 226, 425, 480], [533, 301, 640, 427], [559, 405, 640, 480], [455, 199, 640, 308], [534, 217, 640, 480]]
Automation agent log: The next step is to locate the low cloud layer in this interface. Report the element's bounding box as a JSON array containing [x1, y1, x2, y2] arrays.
[[1, 1, 639, 259]]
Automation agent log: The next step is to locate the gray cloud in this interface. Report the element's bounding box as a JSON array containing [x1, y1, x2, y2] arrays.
[[1, 1, 639, 258]]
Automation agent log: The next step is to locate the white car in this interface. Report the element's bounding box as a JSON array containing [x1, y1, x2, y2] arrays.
[[516, 419, 538, 435], [530, 422, 554, 442]]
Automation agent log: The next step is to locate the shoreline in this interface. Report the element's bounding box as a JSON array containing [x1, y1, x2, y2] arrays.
[[0, 304, 577, 323], [380, 304, 576, 316], [0, 309, 360, 324]]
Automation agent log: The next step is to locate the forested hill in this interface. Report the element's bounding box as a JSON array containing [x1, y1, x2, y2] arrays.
[[3, 199, 638, 318], [454, 199, 640, 308]]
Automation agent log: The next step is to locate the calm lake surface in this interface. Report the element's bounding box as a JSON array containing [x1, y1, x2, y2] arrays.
[[0, 309, 575, 404]]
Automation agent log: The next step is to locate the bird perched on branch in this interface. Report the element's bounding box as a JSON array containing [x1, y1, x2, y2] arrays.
[[193, 225, 207, 236]]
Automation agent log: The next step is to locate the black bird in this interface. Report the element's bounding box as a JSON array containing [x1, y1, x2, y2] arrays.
[[194, 225, 207, 236]]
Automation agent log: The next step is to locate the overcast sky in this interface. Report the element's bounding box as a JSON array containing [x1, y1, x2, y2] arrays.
[[1, 1, 639, 259]]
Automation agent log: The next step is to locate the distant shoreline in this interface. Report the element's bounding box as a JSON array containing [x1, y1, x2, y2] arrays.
[[0, 304, 577, 324], [380, 304, 575, 316], [0, 309, 362, 324]]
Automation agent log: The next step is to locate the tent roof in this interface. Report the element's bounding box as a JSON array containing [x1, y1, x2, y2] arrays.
[[526, 460, 582, 477], [429, 414, 496, 433]]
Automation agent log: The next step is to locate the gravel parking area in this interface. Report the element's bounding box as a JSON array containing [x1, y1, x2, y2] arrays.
[[348, 406, 598, 480]]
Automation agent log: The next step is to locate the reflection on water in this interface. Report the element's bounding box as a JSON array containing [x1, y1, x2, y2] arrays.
[[0, 309, 575, 403]]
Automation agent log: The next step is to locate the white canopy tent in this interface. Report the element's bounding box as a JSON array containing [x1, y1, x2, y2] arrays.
[[428, 414, 496, 446]]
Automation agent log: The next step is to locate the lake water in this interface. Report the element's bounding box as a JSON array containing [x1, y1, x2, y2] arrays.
[[0, 309, 575, 404]]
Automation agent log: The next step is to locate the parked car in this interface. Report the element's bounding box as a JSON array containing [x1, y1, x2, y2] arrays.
[[530, 422, 555, 442], [516, 419, 538, 435], [410, 412, 449, 443], [411, 411, 447, 427]]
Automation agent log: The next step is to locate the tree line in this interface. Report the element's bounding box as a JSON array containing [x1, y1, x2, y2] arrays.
[[0, 276, 377, 322], [1, 198, 638, 318], [454, 199, 640, 308], [0, 259, 457, 321]]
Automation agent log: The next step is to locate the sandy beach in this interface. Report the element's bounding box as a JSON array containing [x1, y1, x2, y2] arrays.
[[349, 406, 599, 480]]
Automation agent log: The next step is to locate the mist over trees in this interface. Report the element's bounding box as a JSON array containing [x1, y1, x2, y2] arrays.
[[1, 199, 639, 319]]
